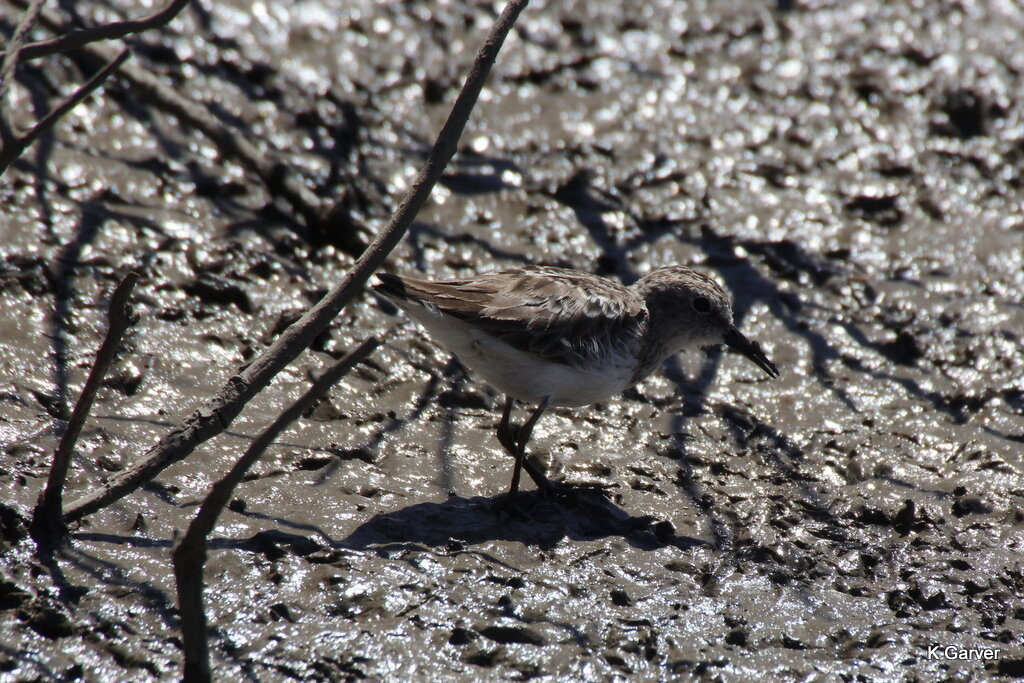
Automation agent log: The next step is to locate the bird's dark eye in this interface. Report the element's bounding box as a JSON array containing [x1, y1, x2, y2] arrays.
[[692, 296, 712, 314]]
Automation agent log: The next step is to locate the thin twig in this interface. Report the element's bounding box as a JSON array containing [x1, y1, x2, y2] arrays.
[[63, 0, 531, 525], [0, 0, 46, 145], [29, 272, 140, 549], [0, 0, 190, 185], [0, 0, 189, 62], [11, 0, 326, 230], [0, 49, 130, 174], [172, 337, 378, 682], [110, 59, 325, 227]]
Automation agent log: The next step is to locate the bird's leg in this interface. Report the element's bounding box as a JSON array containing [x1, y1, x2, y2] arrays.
[[495, 395, 560, 496], [496, 395, 517, 453], [507, 398, 550, 504]]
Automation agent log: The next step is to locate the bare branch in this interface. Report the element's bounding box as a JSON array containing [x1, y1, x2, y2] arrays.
[[29, 272, 140, 549], [63, 0, 532, 524], [0, 0, 46, 144], [10, 0, 327, 234], [0, 0, 186, 174], [172, 337, 378, 682], [0, 49, 130, 174], [12, 0, 325, 230], [104, 58, 326, 228], [0, 0, 190, 62]]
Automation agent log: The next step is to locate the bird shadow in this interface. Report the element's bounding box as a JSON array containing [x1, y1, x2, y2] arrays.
[[67, 491, 705, 591], [339, 492, 705, 553]]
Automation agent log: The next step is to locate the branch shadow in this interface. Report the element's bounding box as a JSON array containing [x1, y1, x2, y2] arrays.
[[46, 202, 105, 421], [406, 221, 534, 273], [0, 642, 62, 682], [16, 61, 59, 243], [59, 538, 264, 682], [542, 170, 746, 548], [437, 149, 525, 196], [308, 346, 445, 488], [537, 169, 962, 550], [39, 198, 166, 432]]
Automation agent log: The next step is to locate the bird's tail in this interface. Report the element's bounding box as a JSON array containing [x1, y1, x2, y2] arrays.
[[372, 272, 409, 302]]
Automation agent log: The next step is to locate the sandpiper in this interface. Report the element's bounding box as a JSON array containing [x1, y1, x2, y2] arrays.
[[373, 265, 778, 503]]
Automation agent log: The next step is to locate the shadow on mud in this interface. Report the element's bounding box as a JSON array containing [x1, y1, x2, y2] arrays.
[[340, 492, 706, 552]]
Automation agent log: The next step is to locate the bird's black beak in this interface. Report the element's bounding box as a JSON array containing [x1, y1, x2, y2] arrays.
[[723, 327, 779, 378]]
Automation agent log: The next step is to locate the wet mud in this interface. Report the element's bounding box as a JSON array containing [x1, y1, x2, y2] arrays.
[[1, 0, 1023, 680]]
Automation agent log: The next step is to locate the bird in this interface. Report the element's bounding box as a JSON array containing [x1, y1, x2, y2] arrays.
[[372, 264, 779, 504]]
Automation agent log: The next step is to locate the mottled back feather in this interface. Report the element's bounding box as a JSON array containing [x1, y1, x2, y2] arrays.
[[375, 266, 648, 367]]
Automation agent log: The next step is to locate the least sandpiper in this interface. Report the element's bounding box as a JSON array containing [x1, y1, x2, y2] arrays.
[[374, 265, 779, 503]]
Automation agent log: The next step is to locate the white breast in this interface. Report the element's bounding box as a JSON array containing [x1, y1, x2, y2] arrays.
[[397, 304, 636, 407]]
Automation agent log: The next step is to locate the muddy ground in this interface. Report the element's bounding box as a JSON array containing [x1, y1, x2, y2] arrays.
[[2, 0, 1024, 680]]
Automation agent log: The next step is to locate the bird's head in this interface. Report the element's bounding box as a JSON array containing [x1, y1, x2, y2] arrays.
[[636, 266, 779, 378]]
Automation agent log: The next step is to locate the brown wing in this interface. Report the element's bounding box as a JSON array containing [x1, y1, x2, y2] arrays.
[[375, 266, 648, 366]]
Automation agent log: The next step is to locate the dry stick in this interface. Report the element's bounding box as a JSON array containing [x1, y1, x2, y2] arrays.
[[0, 0, 187, 174], [18, 0, 325, 230], [28, 272, 140, 548], [63, 0, 531, 524], [0, 49, 130, 174], [172, 337, 379, 683], [108, 57, 325, 229], [0, 0, 46, 147], [0, 0, 189, 62]]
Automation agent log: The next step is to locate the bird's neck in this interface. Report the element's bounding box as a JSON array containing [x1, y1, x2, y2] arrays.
[[625, 299, 677, 384], [643, 294, 691, 349]]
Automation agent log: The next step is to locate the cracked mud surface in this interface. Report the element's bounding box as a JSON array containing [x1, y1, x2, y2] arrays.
[[1, 0, 1023, 680]]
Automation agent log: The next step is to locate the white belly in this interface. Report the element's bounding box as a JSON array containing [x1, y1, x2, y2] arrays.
[[399, 305, 635, 407], [465, 329, 634, 406]]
